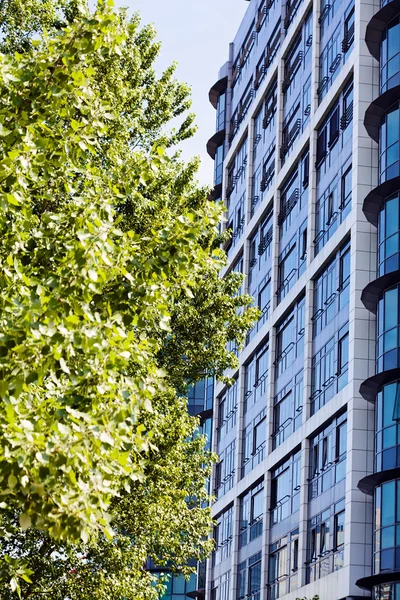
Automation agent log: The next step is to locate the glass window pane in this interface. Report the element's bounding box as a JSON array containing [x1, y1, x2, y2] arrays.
[[388, 19, 400, 59], [382, 481, 396, 526], [172, 575, 185, 594], [385, 288, 398, 330], [384, 383, 397, 427], [387, 107, 400, 147], [252, 489, 264, 519], [382, 526, 395, 549]]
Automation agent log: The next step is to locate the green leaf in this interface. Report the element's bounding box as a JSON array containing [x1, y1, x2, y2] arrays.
[[0, 124, 12, 136], [19, 513, 31, 530]]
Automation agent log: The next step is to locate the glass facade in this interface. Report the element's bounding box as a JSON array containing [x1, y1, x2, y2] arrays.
[[380, 103, 400, 184], [377, 285, 400, 373], [379, 193, 400, 276], [308, 412, 347, 499], [306, 499, 345, 583], [204, 0, 381, 596], [376, 382, 400, 472], [267, 529, 299, 599], [358, 0, 400, 595], [381, 17, 400, 94]]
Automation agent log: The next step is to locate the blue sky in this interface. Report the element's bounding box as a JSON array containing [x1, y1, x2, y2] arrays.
[[114, 0, 247, 187]]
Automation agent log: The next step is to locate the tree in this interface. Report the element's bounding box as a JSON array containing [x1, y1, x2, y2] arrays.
[[0, 1, 257, 597]]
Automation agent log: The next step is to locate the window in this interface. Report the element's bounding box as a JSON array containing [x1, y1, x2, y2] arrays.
[[381, 15, 400, 93], [263, 79, 278, 131], [255, 53, 266, 91], [273, 372, 303, 448], [379, 102, 400, 183], [282, 33, 303, 96], [318, 26, 341, 102], [238, 80, 254, 124], [237, 553, 262, 600], [268, 530, 299, 599], [342, 6, 355, 57], [239, 482, 264, 547], [316, 85, 353, 170], [242, 409, 267, 477], [231, 21, 256, 92], [253, 109, 263, 162], [284, 0, 302, 31], [215, 441, 236, 499], [341, 83, 353, 143], [309, 412, 347, 499], [379, 193, 400, 276], [256, 0, 267, 32], [310, 323, 349, 415], [277, 240, 296, 301], [337, 329, 349, 389], [275, 297, 305, 376], [340, 165, 352, 217], [216, 92, 226, 132], [213, 506, 233, 565], [225, 193, 245, 256], [248, 209, 273, 294], [217, 380, 238, 442], [270, 451, 301, 525], [279, 167, 300, 235], [302, 76, 311, 128], [307, 499, 345, 583], [281, 101, 301, 162], [214, 144, 224, 186], [377, 284, 400, 373], [212, 572, 231, 600], [260, 144, 275, 197], [265, 21, 281, 68], [312, 241, 350, 333]]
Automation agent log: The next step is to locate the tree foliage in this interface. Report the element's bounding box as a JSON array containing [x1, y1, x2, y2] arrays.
[[0, 0, 257, 597]]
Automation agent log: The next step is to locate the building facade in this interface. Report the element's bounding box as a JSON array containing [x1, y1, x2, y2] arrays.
[[200, 0, 398, 598]]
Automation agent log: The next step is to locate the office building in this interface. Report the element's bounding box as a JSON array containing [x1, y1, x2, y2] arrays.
[[198, 0, 400, 598]]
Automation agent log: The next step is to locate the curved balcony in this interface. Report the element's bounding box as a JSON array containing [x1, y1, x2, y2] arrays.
[[357, 571, 400, 592], [381, 14, 400, 93], [361, 269, 400, 312], [358, 478, 400, 595], [206, 129, 225, 160], [363, 175, 400, 225], [360, 367, 400, 402], [365, 0, 400, 61], [364, 84, 400, 142], [208, 75, 228, 109]]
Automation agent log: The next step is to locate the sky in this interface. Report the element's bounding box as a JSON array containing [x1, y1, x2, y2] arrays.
[[114, 0, 248, 187]]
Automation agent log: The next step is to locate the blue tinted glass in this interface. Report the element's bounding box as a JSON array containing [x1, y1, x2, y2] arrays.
[[387, 142, 400, 166], [384, 349, 398, 370], [394, 384, 400, 421], [387, 108, 400, 146], [172, 575, 185, 594], [382, 526, 395, 548], [388, 19, 400, 59], [382, 481, 396, 526], [384, 328, 398, 352], [381, 548, 395, 570], [386, 197, 398, 236], [383, 426, 396, 448], [385, 288, 398, 330], [385, 234, 399, 259], [388, 55, 400, 79], [383, 447, 396, 470]]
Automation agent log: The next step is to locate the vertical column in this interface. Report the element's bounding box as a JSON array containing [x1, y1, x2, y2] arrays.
[[343, 0, 380, 593], [230, 497, 241, 600]]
